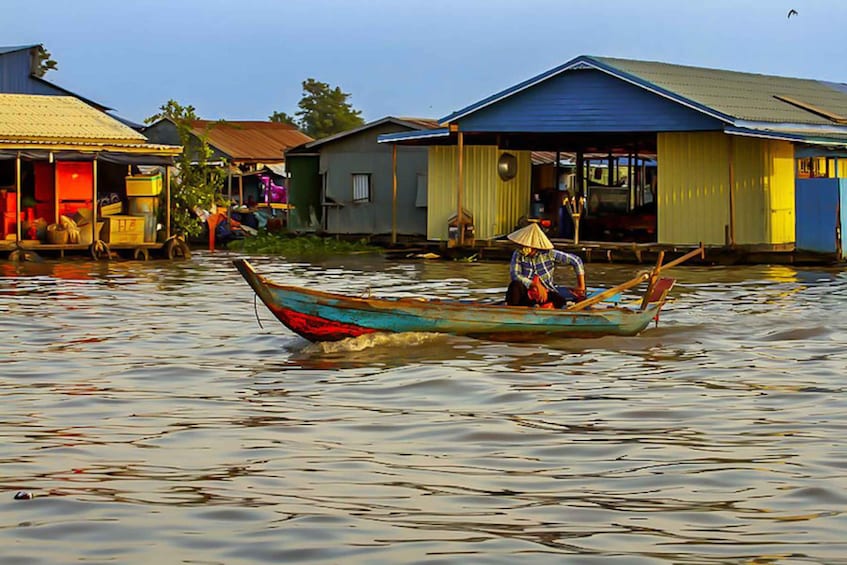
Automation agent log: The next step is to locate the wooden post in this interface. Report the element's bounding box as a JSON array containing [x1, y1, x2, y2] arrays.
[[92, 156, 99, 245], [238, 174, 244, 206], [227, 168, 232, 224], [53, 157, 60, 225], [728, 135, 736, 246], [165, 165, 172, 238], [457, 131, 464, 246], [392, 143, 397, 245], [572, 214, 581, 245], [14, 152, 21, 242], [576, 151, 584, 199]]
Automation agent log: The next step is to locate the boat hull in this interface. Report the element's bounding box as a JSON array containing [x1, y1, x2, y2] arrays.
[[234, 259, 665, 342]]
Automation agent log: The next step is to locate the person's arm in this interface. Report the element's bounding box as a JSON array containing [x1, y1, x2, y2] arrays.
[[572, 273, 587, 300], [510, 251, 533, 287], [553, 250, 586, 294]]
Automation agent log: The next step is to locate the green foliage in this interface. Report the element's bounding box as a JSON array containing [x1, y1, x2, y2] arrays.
[[227, 232, 381, 256], [271, 78, 365, 139], [32, 46, 57, 77], [268, 111, 298, 127], [146, 100, 227, 238]]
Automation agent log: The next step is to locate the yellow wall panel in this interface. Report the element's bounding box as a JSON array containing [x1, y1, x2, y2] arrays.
[[658, 132, 795, 245], [658, 131, 729, 245], [427, 145, 531, 241]]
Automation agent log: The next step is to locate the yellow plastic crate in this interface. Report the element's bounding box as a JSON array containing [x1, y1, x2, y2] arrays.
[[103, 215, 145, 244], [125, 173, 163, 197]]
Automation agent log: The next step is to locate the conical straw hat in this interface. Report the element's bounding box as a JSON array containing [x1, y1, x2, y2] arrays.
[[507, 222, 553, 250]]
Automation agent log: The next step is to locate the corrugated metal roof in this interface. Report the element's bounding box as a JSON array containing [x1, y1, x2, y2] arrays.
[[0, 93, 145, 141], [593, 56, 847, 126], [396, 117, 441, 130], [442, 55, 847, 130], [301, 116, 439, 150], [189, 120, 313, 161]]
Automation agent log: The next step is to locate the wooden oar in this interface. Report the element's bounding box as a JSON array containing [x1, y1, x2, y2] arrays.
[[567, 244, 704, 312], [566, 271, 652, 311]]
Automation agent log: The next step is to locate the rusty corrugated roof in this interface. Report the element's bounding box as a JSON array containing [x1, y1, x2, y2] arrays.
[[189, 120, 313, 162], [0, 93, 145, 142], [396, 117, 441, 130]]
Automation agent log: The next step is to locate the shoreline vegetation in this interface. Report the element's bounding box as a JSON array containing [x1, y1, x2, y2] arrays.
[[226, 232, 382, 257]]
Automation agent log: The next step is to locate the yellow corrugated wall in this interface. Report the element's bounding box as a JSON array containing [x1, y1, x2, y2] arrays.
[[427, 145, 531, 241], [764, 139, 795, 243], [658, 132, 795, 245]]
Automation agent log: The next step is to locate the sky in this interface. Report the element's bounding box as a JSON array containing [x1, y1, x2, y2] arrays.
[[4, 0, 846, 125]]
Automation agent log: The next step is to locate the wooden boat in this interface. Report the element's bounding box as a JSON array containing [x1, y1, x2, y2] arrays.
[[233, 257, 688, 342]]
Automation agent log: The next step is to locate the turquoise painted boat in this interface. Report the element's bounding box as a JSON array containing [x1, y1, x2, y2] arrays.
[[234, 259, 677, 343]]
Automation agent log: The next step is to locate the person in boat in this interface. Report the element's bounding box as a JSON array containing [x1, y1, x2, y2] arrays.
[[506, 222, 587, 308]]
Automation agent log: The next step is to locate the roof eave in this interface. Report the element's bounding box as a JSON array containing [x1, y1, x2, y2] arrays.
[[377, 128, 451, 144], [724, 126, 847, 146], [0, 139, 183, 155]]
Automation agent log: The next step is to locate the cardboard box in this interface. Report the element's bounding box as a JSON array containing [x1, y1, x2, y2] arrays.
[[103, 215, 145, 244]]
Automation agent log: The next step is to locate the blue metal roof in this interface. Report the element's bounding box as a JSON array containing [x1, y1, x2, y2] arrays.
[[451, 66, 722, 133], [440, 54, 847, 136], [0, 44, 39, 55], [440, 55, 733, 127]]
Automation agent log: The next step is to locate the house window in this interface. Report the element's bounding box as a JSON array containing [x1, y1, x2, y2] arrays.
[[352, 173, 371, 202]]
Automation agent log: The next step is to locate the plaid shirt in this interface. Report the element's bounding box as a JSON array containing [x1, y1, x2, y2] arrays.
[[510, 249, 584, 290]]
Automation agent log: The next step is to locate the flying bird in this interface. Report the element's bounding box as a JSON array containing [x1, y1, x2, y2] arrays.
[[787, 9, 798, 18]]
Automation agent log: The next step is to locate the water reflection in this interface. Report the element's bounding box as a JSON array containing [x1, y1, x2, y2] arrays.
[[1, 251, 846, 564]]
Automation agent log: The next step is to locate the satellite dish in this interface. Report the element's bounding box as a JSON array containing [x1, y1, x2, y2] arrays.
[[498, 152, 518, 181]]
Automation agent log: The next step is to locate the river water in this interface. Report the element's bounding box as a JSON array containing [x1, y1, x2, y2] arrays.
[[0, 251, 845, 564]]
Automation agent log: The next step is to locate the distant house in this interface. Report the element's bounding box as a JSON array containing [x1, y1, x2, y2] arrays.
[[285, 117, 438, 239], [382, 55, 847, 259], [0, 93, 181, 255], [143, 119, 312, 205], [0, 44, 147, 129]]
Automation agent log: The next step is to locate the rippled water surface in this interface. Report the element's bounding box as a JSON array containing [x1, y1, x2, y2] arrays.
[[1, 251, 846, 564]]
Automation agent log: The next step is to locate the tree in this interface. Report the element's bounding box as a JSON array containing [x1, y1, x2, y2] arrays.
[[270, 79, 364, 139], [268, 111, 298, 127], [32, 46, 57, 77], [145, 100, 227, 238]]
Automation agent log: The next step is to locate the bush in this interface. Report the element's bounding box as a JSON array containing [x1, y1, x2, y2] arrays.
[[227, 232, 381, 256]]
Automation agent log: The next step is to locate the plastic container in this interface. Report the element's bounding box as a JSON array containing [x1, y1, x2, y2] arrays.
[[128, 196, 158, 215], [126, 174, 163, 197]]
